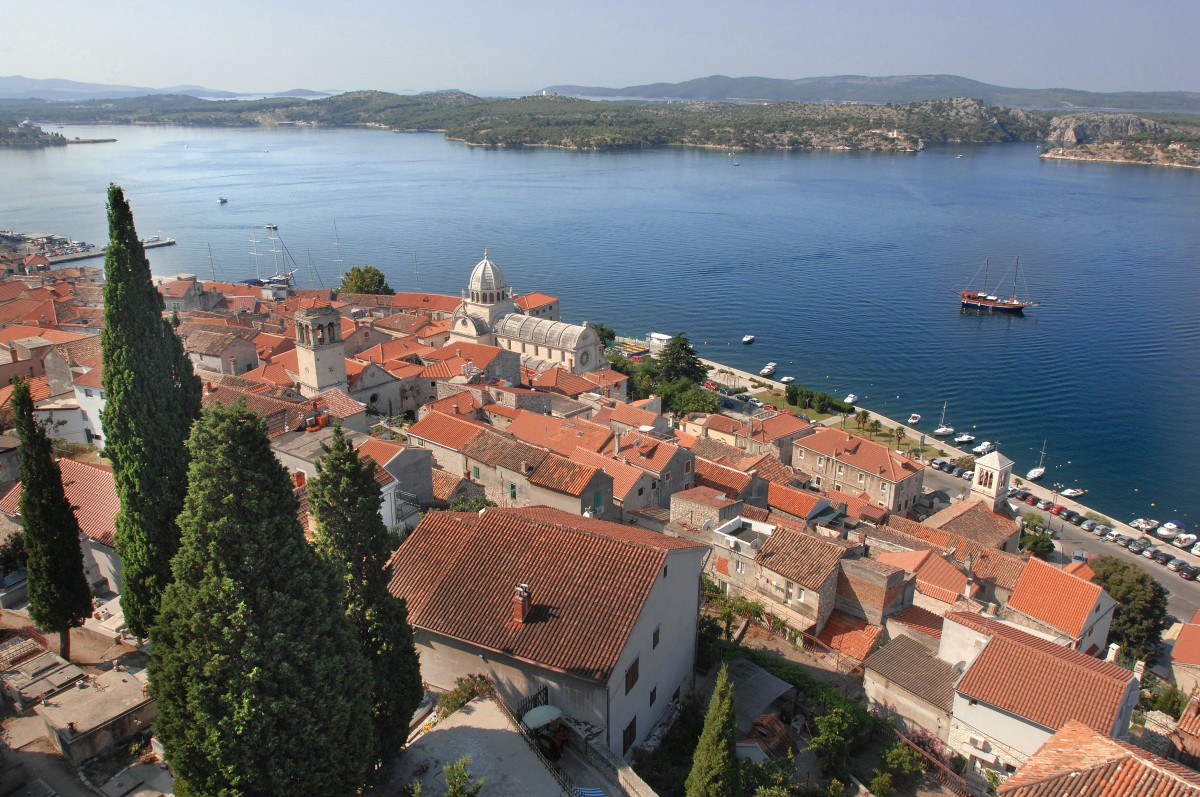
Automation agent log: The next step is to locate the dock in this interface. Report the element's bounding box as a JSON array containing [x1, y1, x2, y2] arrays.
[[46, 237, 175, 265]]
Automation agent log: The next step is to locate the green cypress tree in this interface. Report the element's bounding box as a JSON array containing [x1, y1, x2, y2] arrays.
[[101, 183, 201, 638], [149, 402, 373, 796], [309, 424, 423, 770], [11, 378, 93, 661], [685, 662, 741, 797]]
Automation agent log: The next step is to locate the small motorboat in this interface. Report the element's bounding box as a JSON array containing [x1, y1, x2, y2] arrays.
[[1060, 487, 1084, 499], [954, 432, 975, 444], [759, 362, 777, 377], [780, 376, 795, 384], [265, 223, 278, 230], [1132, 518, 1160, 533], [742, 335, 755, 344], [1174, 533, 1198, 549], [217, 196, 228, 204], [907, 414, 921, 424], [972, 441, 996, 455], [843, 394, 859, 404]]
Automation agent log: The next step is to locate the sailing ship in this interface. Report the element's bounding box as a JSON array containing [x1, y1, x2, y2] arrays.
[[960, 257, 1039, 315], [1026, 440, 1048, 481], [932, 402, 954, 436]]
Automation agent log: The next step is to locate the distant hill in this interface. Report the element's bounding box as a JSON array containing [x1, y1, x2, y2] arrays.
[[540, 74, 1200, 114], [0, 75, 334, 101]]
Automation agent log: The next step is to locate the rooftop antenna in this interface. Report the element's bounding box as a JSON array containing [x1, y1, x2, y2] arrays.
[[207, 243, 218, 281]]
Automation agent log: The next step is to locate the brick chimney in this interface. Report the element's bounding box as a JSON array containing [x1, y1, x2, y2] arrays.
[[291, 471, 306, 489], [512, 583, 532, 624]]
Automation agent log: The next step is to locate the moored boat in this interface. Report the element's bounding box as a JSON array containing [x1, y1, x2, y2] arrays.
[[972, 440, 996, 455], [954, 432, 975, 444], [1027, 440, 1048, 481], [742, 334, 755, 344], [932, 402, 954, 436], [780, 376, 795, 383], [1060, 487, 1084, 499], [759, 362, 777, 377], [960, 257, 1039, 315], [908, 414, 921, 424], [217, 196, 228, 204], [843, 393, 858, 405]]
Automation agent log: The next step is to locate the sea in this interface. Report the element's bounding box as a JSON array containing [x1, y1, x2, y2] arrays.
[[3, 124, 1199, 526]]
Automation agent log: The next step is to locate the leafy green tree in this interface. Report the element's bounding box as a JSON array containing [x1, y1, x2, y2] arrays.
[[661, 378, 719, 415], [309, 425, 423, 769], [785, 384, 799, 406], [11, 378, 92, 660], [443, 756, 484, 797], [448, 494, 497, 512], [1020, 532, 1055, 560], [101, 184, 201, 638], [1022, 512, 1044, 532], [809, 705, 855, 779], [868, 419, 883, 436], [590, 322, 617, 344], [338, 264, 394, 295], [0, 531, 26, 575], [685, 663, 740, 797], [149, 402, 373, 796], [656, 333, 709, 385], [813, 392, 831, 414], [868, 770, 894, 797], [1091, 556, 1168, 661]]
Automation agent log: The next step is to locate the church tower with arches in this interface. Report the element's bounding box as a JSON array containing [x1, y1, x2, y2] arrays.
[[295, 303, 348, 398]]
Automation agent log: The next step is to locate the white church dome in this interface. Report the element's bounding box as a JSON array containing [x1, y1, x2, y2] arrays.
[[468, 251, 507, 295]]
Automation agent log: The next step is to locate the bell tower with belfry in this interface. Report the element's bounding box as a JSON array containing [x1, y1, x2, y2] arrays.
[[294, 304, 347, 398]]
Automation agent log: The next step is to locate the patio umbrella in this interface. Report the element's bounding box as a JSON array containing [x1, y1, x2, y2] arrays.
[[522, 704, 562, 730]]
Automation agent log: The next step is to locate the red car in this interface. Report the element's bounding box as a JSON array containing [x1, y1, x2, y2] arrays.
[[703, 380, 718, 390], [1024, 494, 1038, 505], [1049, 504, 1066, 515]]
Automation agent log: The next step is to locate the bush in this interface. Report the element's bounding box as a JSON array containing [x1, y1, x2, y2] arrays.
[[437, 674, 492, 716], [868, 770, 893, 796]]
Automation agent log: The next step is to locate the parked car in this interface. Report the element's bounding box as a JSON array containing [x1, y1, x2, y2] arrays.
[[1072, 550, 1087, 562], [1023, 494, 1038, 505], [961, 470, 974, 480], [1060, 510, 1079, 523], [1152, 549, 1176, 565], [1128, 539, 1150, 554], [733, 393, 749, 403], [1080, 519, 1097, 532], [1015, 490, 1031, 501], [1007, 486, 1020, 497], [717, 385, 734, 396], [1115, 535, 1133, 547], [1169, 558, 1188, 572], [1093, 524, 1111, 537], [747, 397, 765, 408], [1071, 513, 1088, 526], [1180, 565, 1200, 581], [1037, 498, 1053, 510], [703, 380, 718, 390], [1049, 504, 1066, 515], [933, 459, 949, 470], [1103, 529, 1123, 542], [1141, 544, 1160, 558]]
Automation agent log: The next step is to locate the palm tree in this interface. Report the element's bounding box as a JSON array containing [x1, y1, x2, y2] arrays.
[[856, 410, 870, 431], [869, 419, 883, 437], [894, 426, 907, 451]]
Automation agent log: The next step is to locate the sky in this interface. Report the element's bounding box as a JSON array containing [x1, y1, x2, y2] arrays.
[[4, 0, 1198, 96]]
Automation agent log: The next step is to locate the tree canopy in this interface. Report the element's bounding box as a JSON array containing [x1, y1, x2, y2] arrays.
[[656, 333, 709, 385], [101, 183, 201, 638], [150, 402, 373, 796], [1090, 555, 1168, 661], [11, 377, 92, 660], [338, 265, 394, 295], [685, 663, 740, 797], [309, 425, 423, 770]]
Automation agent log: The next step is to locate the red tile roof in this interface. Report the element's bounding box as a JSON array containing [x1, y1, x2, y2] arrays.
[[889, 605, 945, 640], [407, 410, 489, 451], [430, 468, 471, 503], [242, 362, 296, 388], [797, 428, 924, 483], [461, 431, 548, 473], [608, 402, 660, 429], [767, 482, 822, 520], [0, 375, 52, 409], [1177, 690, 1200, 739], [356, 335, 435, 364], [527, 455, 601, 497], [425, 341, 504, 370], [424, 391, 482, 418], [356, 438, 408, 485], [608, 432, 682, 476], [388, 292, 462, 314], [925, 500, 1018, 548], [1172, 624, 1200, 667], [816, 611, 883, 662], [506, 411, 612, 457], [948, 612, 1134, 734], [756, 524, 847, 590], [747, 412, 813, 444], [385, 506, 701, 684], [0, 458, 118, 547], [528, 367, 595, 397], [570, 448, 646, 503], [1007, 557, 1106, 638], [580, 368, 627, 389], [999, 719, 1200, 796], [513, 292, 557, 311], [877, 550, 975, 605], [883, 516, 1028, 591], [693, 458, 753, 498], [1064, 560, 1096, 581]]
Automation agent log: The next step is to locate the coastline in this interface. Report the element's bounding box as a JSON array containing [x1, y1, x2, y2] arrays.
[[1040, 147, 1200, 170]]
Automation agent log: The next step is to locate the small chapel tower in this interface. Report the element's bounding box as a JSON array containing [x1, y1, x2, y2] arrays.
[[970, 450, 1014, 514], [294, 304, 347, 398]]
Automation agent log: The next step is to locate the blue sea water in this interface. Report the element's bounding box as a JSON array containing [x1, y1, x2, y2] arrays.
[[3, 124, 1199, 525]]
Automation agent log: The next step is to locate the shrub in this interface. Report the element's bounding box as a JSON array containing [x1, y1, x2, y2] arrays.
[[437, 674, 493, 716]]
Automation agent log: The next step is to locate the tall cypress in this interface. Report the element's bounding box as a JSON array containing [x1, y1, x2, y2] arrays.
[[309, 425, 423, 770], [685, 663, 741, 797], [149, 402, 373, 796], [100, 184, 200, 638], [11, 378, 93, 661]]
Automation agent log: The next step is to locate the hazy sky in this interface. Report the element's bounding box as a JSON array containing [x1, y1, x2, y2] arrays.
[[5, 0, 1197, 95]]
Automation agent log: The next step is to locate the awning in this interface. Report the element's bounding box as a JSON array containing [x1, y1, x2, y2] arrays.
[[522, 704, 562, 730]]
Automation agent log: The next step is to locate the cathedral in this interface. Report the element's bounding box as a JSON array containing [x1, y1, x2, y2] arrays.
[[448, 252, 604, 375]]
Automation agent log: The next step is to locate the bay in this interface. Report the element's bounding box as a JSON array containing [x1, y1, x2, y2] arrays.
[[3, 124, 1199, 526]]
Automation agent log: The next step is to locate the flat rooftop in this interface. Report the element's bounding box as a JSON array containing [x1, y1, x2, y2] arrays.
[[36, 666, 152, 734]]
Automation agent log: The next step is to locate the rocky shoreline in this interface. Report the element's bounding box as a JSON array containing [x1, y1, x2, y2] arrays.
[[1041, 142, 1200, 169]]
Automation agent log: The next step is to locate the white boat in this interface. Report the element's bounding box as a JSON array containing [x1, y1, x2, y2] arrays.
[[1132, 518, 1161, 533], [217, 196, 228, 204], [265, 223, 278, 230], [972, 440, 996, 455], [741, 335, 755, 344], [907, 414, 921, 424], [1060, 487, 1084, 499], [780, 376, 795, 384], [843, 393, 858, 404], [759, 362, 777, 377], [1026, 440, 1047, 481], [954, 432, 975, 444], [932, 402, 954, 436]]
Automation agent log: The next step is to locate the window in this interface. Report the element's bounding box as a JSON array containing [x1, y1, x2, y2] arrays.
[[84, 389, 93, 397], [785, 581, 795, 603], [735, 560, 745, 574], [623, 717, 637, 755], [509, 482, 517, 500], [653, 626, 660, 649], [649, 687, 657, 707], [625, 658, 639, 694], [858, 472, 865, 483], [593, 490, 602, 508], [664, 471, 672, 482], [836, 464, 844, 476], [637, 487, 644, 496], [651, 480, 658, 491], [684, 461, 692, 474], [797, 450, 804, 460], [662, 564, 668, 578], [472, 466, 480, 480], [817, 456, 825, 469]]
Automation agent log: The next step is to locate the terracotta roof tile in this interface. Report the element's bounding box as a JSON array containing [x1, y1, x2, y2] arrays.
[[507, 411, 612, 457], [1172, 624, 1200, 667], [385, 506, 699, 683], [388, 292, 462, 314], [1064, 560, 1096, 581], [1007, 557, 1106, 638], [527, 455, 601, 497], [425, 341, 503, 370], [767, 482, 822, 520], [580, 368, 627, 388], [607, 432, 682, 476], [424, 391, 483, 418], [877, 550, 975, 605], [407, 411, 489, 451], [513, 292, 557, 311], [570, 448, 646, 503], [863, 635, 956, 710], [0, 458, 118, 547], [756, 524, 847, 590], [890, 605, 945, 639], [430, 468, 470, 503], [528, 367, 595, 397], [694, 458, 753, 498], [816, 611, 884, 662], [461, 431, 548, 473], [999, 719, 1200, 796], [356, 335, 435, 364], [0, 375, 52, 409], [242, 362, 297, 388], [751, 454, 799, 486], [948, 612, 1134, 734], [1177, 690, 1200, 738], [925, 500, 1018, 548], [609, 402, 659, 429], [796, 428, 924, 483], [883, 517, 1027, 591]]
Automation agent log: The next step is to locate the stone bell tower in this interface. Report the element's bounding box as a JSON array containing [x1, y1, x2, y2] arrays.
[[294, 304, 347, 398], [970, 450, 1014, 514]]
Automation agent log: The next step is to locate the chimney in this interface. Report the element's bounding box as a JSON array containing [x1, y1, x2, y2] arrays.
[[291, 471, 306, 489], [512, 583, 532, 624], [614, 431, 621, 453], [1105, 643, 1121, 663]]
